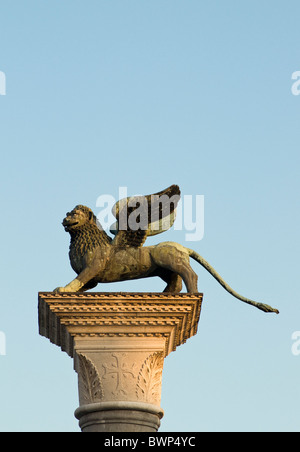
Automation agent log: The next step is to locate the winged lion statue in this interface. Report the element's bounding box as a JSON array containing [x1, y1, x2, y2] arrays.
[[54, 185, 279, 314]]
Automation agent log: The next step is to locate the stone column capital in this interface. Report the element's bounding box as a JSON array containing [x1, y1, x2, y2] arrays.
[[38, 292, 202, 432]]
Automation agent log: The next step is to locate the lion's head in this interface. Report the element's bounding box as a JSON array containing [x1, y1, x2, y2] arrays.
[[62, 205, 96, 232]]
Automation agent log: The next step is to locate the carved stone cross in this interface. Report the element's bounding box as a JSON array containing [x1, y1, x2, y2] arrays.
[[102, 353, 136, 396]]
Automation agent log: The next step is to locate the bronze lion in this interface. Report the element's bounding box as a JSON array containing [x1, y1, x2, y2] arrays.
[[54, 185, 278, 314]]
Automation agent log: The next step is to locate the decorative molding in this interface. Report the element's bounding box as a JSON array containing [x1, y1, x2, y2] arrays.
[[38, 292, 202, 358], [77, 353, 104, 405], [136, 352, 164, 404], [39, 292, 201, 300]]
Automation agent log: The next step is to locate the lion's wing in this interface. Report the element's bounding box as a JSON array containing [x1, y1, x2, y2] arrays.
[[110, 184, 181, 248]]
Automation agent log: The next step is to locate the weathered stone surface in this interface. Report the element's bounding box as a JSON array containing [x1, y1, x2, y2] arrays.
[[74, 401, 164, 433], [38, 292, 202, 432], [38, 292, 202, 358]]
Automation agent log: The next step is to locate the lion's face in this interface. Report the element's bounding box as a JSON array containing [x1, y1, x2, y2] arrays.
[[62, 205, 94, 232]]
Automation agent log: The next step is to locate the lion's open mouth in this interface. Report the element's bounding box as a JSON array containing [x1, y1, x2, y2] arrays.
[[63, 219, 79, 229]]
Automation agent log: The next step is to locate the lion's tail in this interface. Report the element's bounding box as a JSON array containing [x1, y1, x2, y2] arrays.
[[187, 249, 279, 314]]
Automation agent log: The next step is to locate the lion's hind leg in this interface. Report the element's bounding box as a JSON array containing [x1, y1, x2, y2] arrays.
[[159, 270, 183, 293], [151, 243, 198, 293]]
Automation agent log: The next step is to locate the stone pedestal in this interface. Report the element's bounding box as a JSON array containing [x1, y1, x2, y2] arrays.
[[38, 292, 202, 432]]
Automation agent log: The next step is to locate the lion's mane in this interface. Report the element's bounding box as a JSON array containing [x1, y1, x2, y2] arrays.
[[69, 206, 111, 258]]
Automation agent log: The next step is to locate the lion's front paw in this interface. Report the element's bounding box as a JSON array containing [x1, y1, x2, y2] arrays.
[[53, 287, 66, 293]]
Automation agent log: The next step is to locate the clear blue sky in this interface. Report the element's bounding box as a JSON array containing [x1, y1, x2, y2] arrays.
[[0, 0, 299, 432]]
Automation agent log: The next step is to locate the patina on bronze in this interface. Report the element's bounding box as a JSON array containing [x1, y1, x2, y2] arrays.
[[54, 185, 279, 314]]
